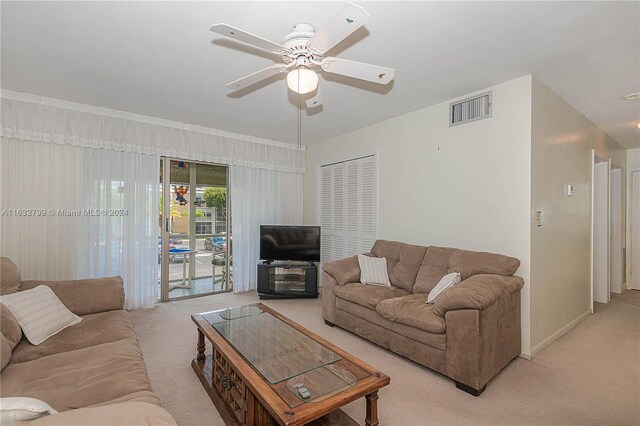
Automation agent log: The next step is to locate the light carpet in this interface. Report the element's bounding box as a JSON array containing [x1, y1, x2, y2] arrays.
[[129, 290, 640, 425]]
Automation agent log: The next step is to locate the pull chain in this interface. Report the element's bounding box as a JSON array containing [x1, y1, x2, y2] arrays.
[[297, 69, 302, 148]]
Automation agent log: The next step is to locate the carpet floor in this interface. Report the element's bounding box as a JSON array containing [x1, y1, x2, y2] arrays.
[[129, 290, 640, 425]]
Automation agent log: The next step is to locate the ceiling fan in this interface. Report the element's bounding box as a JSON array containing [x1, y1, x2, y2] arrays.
[[210, 2, 395, 109]]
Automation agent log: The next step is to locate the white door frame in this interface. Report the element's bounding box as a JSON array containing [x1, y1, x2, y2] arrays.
[[610, 168, 623, 294], [590, 151, 594, 312], [631, 171, 640, 290], [159, 157, 231, 302], [591, 153, 611, 307], [606, 159, 611, 301]]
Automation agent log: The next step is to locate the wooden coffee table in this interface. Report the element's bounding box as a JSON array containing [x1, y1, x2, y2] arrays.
[[191, 303, 390, 426]]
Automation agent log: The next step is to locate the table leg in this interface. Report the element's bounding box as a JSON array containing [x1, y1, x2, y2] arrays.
[[182, 256, 187, 286], [222, 265, 227, 291], [365, 391, 379, 426], [196, 329, 205, 361], [187, 253, 193, 289]]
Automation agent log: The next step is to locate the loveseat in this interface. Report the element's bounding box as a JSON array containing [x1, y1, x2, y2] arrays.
[[322, 240, 524, 396], [0, 257, 176, 425]]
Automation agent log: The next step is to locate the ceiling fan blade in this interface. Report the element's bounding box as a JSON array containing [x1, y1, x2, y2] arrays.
[[211, 24, 285, 54], [226, 65, 288, 90], [309, 2, 370, 53], [321, 57, 395, 85], [306, 91, 323, 108]]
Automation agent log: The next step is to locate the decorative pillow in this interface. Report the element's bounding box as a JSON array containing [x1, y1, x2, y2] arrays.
[[0, 397, 57, 425], [358, 255, 391, 286], [0, 285, 82, 345], [426, 272, 461, 304]]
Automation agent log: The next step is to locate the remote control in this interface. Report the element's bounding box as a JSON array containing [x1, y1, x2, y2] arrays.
[[298, 386, 311, 399]]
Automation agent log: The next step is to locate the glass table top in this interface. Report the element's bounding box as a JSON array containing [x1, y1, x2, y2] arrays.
[[202, 305, 341, 385], [286, 364, 357, 404]]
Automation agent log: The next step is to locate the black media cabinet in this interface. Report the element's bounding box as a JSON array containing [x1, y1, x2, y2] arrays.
[[257, 261, 318, 299]]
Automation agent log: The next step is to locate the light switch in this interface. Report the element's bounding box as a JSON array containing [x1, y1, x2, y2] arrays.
[[566, 184, 574, 196], [535, 211, 543, 227]]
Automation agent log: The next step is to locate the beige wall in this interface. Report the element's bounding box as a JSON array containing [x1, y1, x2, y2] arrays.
[[304, 75, 533, 354], [529, 78, 627, 355]]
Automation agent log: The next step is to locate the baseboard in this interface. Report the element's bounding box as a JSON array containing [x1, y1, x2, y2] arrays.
[[530, 309, 591, 358], [518, 352, 532, 360]]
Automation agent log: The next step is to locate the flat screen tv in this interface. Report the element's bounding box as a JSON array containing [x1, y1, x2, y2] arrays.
[[260, 225, 321, 262]]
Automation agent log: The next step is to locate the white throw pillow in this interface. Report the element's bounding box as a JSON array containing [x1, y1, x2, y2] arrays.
[[426, 272, 462, 304], [0, 397, 57, 425], [0, 285, 82, 345], [358, 255, 391, 286]]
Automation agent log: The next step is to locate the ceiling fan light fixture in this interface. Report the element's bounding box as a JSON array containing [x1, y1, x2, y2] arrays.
[[212, 2, 395, 108], [287, 67, 318, 94]]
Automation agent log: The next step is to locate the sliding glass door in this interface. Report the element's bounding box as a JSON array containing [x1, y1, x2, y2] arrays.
[[159, 158, 231, 301]]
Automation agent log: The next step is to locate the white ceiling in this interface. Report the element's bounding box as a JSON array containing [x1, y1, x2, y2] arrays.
[[2, 1, 638, 148]]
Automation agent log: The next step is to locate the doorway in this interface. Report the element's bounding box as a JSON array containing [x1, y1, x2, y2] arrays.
[[158, 158, 232, 302], [631, 171, 640, 290]]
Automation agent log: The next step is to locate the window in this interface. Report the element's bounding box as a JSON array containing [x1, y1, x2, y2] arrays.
[[195, 207, 213, 222], [320, 155, 376, 262], [215, 211, 226, 234], [195, 222, 212, 235]]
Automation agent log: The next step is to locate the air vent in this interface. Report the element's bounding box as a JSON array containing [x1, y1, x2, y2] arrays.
[[449, 92, 492, 127]]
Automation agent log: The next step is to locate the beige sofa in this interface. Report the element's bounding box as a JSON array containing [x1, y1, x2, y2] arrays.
[[322, 240, 524, 396], [0, 258, 176, 425]]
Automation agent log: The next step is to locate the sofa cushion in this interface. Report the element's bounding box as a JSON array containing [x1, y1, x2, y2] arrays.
[[433, 274, 525, 317], [1, 333, 12, 371], [322, 255, 362, 286], [88, 390, 161, 408], [413, 247, 455, 294], [413, 247, 521, 293], [0, 258, 20, 295], [371, 240, 427, 292], [11, 310, 137, 364], [1, 304, 22, 351], [448, 249, 520, 280], [20, 277, 125, 316], [376, 294, 446, 334], [24, 402, 176, 426], [0, 339, 154, 412], [335, 282, 409, 310], [335, 298, 446, 351]]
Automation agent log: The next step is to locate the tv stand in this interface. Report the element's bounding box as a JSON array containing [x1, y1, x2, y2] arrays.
[[257, 261, 318, 299]]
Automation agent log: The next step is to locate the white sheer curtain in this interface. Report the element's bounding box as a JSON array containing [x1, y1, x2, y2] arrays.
[[1, 139, 159, 309], [1, 91, 306, 301], [1, 93, 305, 173], [230, 166, 303, 292]]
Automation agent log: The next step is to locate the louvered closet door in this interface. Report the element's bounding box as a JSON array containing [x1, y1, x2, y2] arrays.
[[359, 156, 376, 253], [320, 156, 376, 262], [332, 164, 346, 260], [321, 167, 333, 261], [345, 161, 359, 256]]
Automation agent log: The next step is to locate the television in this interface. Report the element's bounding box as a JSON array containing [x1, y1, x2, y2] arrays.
[[260, 225, 321, 262]]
